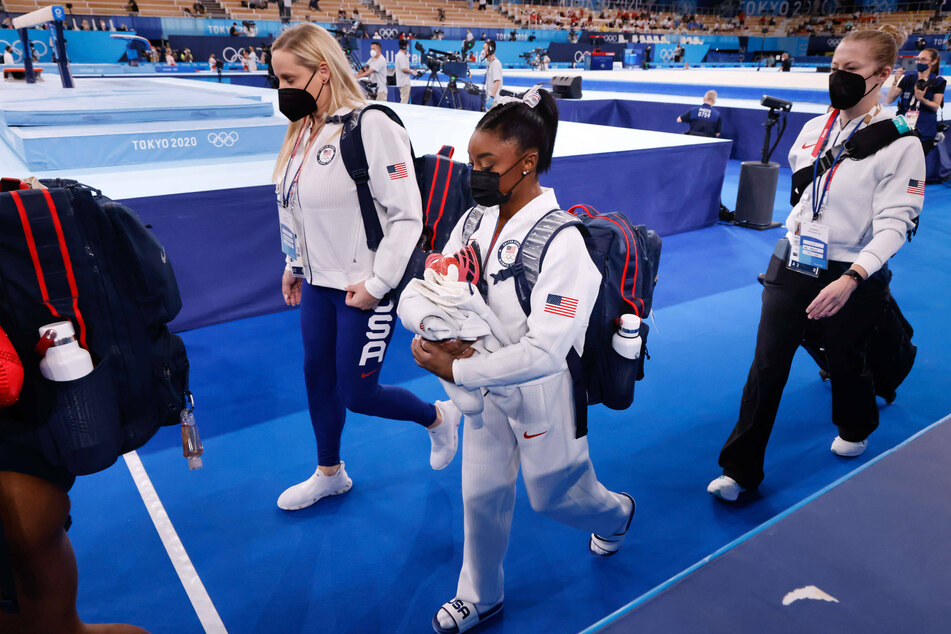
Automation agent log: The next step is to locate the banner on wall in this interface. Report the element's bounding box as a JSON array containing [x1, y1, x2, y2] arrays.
[[0, 29, 137, 64], [167, 34, 276, 65]]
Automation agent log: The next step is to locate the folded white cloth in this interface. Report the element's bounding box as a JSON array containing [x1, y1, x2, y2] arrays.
[[398, 265, 511, 429]]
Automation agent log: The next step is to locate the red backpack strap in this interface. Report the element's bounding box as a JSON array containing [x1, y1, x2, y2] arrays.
[[438, 145, 454, 159], [10, 190, 89, 349]]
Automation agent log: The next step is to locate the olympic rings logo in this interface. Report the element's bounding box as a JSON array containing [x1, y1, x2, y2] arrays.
[[376, 27, 399, 39], [207, 131, 239, 147], [573, 50, 591, 63], [826, 38, 841, 47], [659, 48, 675, 62], [0, 38, 50, 62]]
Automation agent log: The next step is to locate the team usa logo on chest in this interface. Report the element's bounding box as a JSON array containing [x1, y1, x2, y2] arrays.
[[497, 240, 520, 267], [316, 145, 337, 165]]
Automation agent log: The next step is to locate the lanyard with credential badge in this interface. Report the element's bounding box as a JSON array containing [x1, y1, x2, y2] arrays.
[[281, 119, 320, 208], [810, 112, 862, 221]]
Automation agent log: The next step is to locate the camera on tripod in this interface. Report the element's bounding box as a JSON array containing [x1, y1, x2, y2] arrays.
[[415, 42, 467, 77], [520, 48, 549, 69]]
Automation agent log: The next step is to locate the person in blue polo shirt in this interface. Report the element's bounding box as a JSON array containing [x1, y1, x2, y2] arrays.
[[677, 90, 722, 137]]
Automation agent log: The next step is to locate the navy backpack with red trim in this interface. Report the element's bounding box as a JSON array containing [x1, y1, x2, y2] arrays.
[[0, 178, 188, 476], [462, 203, 662, 436], [335, 104, 474, 295]]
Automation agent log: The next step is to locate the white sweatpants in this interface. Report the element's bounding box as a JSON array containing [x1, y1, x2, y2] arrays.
[[455, 369, 629, 609]]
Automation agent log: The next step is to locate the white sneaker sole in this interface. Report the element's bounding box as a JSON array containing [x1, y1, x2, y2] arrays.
[[278, 478, 353, 511]]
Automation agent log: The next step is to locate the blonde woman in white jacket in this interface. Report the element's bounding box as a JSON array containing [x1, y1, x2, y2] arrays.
[[271, 24, 460, 511], [709, 25, 925, 503]]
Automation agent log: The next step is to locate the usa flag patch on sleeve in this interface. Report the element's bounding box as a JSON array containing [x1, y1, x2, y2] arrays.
[[544, 294, 578, 318], [906, 179, 925, 195], [387, 162, 408, 180]]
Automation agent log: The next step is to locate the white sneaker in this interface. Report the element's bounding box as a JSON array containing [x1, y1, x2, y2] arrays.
[[831, 436, 867, 457], [589, 492, 635, 557], [429, 401, 461, 470], [707, 475, 744, 502], [277, 462, 352, 511]]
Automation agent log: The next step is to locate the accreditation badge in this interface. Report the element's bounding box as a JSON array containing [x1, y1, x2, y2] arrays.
[[278, 195, 305, 277], [786, 222, 829, 277]]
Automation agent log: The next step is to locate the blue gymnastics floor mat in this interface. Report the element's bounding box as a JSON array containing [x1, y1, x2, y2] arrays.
[[0, 78, 285, 169]]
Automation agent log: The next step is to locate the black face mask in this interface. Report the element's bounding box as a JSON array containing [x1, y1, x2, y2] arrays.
[[469, 154, 532, 207], [278, 69, 324, 122], [828, 69, 880, 111], [916, 62, 930, 73]]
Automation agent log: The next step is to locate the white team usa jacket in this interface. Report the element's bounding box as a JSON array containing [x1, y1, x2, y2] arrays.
[[785, 107, 924, 277], [279, 106, 423, 299], [444, 188, 602, 390]]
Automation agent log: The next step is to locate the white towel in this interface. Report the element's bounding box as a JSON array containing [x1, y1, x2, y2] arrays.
[[398, 265, 511, 429]]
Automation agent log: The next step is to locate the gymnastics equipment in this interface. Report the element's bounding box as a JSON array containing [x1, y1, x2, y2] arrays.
[[11, 4, 73, 88]]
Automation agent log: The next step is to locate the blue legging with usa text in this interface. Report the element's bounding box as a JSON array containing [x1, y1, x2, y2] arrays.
[[300, 283, 436, 467]]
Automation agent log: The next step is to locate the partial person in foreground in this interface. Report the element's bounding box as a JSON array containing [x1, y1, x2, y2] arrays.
[[270, 24, 460, 511], [412, 87, 634, 634], [708, 25, 924, 503], [0, 324, 147, 634]]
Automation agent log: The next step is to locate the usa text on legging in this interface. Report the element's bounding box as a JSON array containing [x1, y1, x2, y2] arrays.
[[301, 285, 434, 466]]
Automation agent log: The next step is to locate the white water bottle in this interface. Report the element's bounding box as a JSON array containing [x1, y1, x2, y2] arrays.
[[37, 321, 93, 381], [612, 314, 642, 361]]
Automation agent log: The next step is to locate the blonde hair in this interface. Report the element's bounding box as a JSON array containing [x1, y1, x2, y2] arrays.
[[841, 24, 906, 73], [704, 90, 717, 102], [271, 24, 366, 182]]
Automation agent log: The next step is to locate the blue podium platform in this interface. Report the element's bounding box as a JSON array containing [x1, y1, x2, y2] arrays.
[[589, 414, 951, 633], [0, 79, 285, 169]]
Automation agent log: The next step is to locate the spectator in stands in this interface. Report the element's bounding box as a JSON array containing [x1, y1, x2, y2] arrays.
[[677, 90, 721, 137], [708, 25, 923, 504], [3, 46, 14, 65], [80, 19, 91, 31], [125, 0, 139, 16], [479, 0, 487, 12], [395, 38, 412, 103], [309, 0, 320, 10], [437, 7, 446, 21], [356, 40, 388, 101], [230, 22, 239, 36], [887, 47, 946, 155], [337, 8, 347, 19], [483, 39, 502, 109], [193, 1, 206, 15]]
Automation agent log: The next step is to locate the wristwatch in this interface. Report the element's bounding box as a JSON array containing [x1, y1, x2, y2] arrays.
[[841, 269, 864, 284]]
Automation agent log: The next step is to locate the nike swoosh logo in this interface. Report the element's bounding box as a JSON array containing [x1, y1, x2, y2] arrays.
[[801, 142, 817, 149], [360, 368, 380, 379], [523, 431, 548, 439]]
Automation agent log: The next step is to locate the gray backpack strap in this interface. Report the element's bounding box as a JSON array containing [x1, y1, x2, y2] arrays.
[[511, 209, 583, 315], [518, 209, 578, 289], [460, 206, 486, 244]]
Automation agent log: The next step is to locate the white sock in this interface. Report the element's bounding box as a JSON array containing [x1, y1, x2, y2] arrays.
[[437, 607, 455, 629]]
